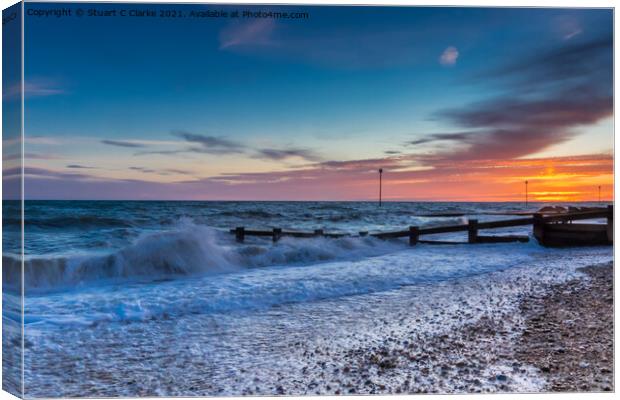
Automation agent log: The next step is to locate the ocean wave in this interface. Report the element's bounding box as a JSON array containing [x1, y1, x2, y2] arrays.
[[5, 222, 406, 292], [217, 210, 284, 219], [7, 215, 135, 229], [317, 212, 364, 222], [24, 238, 605, 330]]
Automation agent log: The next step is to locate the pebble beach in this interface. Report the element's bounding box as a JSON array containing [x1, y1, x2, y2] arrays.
[[236, 261, 614, 395]]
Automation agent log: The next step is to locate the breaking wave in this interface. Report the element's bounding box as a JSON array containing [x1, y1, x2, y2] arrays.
[[4, 222, 406, 292]]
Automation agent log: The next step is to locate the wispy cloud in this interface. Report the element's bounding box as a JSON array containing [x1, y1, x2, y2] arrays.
[[217, 18, 464, 70], [129, 166, 157, 173], [3, 153, 61, 162], [101, 139, 148, 148], [171, 130, 245, 154], [27, 136, 63, 145], [3, 80, 64, 101], [171, 152, 611, 201], [408, 132, 473, 146], [416, 35, 612, 161], [129, 166, 194, 176], [254, 147, 321, 162], [133, 131, 322, 163], [552, 15, 583, 40], [66, 164, 96, 169], [439, 46, 459, 66], [24, 81, 64, 97], [219, 19, 276, 49], [19, 167, 102, 181], [8, 150, 611, 201], [163, 168, 193, 175]]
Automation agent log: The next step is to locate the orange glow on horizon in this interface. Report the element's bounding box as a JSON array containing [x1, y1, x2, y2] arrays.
[[372, 154, 614, 202]]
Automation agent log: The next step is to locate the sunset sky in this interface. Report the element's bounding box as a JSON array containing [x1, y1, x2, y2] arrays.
[[6, 4, 613, 201]]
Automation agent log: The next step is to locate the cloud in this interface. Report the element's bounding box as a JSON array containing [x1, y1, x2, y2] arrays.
[[254, 147, 321, 162], [133, 131, 323, 165], [129, 166, 193, 176], [218, 15, 471, 70], [416, 35, 612, 162], [316, 158, 395, 172], [3, 80, 64, 101], [101, 139, 147, 148], [26, 136, 63, 145], [439, 46, 459, 66], [163, 168, 193, 175], [219, 19, 276, 49], [20, 166, 102, 181], [407, 132, 474, 146], [129, 166, 156, 174], [563, 29, 582, 40], [480, 36, 612, 91], [169, 152, 611, 201], [66, 164, 96, 169], [24, 81, 64, 97], [552, 15, 583, 40], [7, 150, 611, 201], [134, 149, 185, 156], [171, 130, 245, 154], [3, 153, 61, 162]]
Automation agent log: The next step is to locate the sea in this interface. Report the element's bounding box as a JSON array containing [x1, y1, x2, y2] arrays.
[[1, 200, 613, 396]]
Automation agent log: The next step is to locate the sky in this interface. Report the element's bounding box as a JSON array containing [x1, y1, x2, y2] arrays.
[[4, 3, 614, 201]]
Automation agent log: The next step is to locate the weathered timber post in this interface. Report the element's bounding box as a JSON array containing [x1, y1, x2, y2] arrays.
[[607, 205, 613, 243], [533, 213, 545, 245], [273, 228, 282, 242], [314, 229, 324, 236], [235, 226, 245, 243], [468, 219, 478, 244], [409, 226, 419, 246]]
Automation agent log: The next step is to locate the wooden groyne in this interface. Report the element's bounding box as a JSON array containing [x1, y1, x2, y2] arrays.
[[230, 205, 613, 247]]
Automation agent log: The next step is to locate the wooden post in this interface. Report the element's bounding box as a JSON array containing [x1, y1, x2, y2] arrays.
[[314, 229, 324, 236], [272, 228, 282, 242], [409, 226, 419, 246], [235, 226, 245, 243], [468, 219, 478, 244], [607, 205, 613, 243]]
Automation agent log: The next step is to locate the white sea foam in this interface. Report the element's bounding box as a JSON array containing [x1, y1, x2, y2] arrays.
[[8, 221, 408, 292], [21, 234, 596, 330]]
